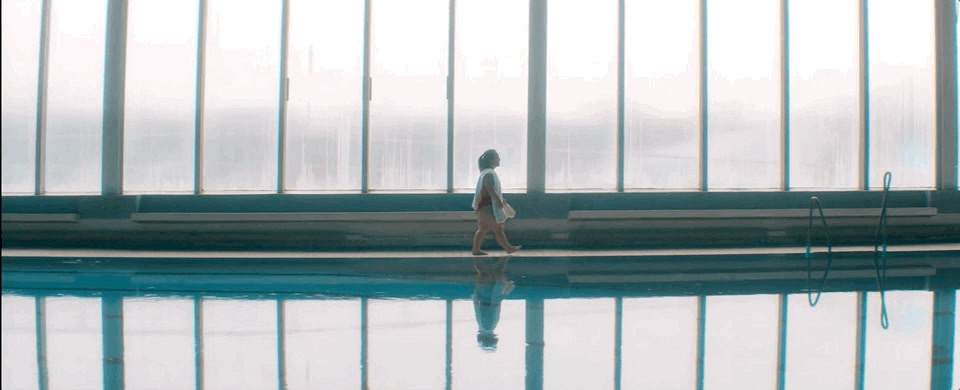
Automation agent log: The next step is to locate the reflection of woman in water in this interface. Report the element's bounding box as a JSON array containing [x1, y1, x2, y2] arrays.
[[473, 256, 515, 352], [472, 149, 521, 256]]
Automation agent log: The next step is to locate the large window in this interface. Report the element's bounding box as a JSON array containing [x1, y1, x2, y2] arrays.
[[202, 0, 281, 193], [45, 0, 107, 194], [868, 0, 935, 189], [0, 1, 954, 195], [1, 0, 42, 194], [368, 0, 449, 191], [788, 0, 859, 190], [546, 0, 618, 191], [623, 0, 700, 190], [453, 0, 528, 192], [123, 0, 198, 194], [707, 0, 781, 190], [284, 0, 364, 192]]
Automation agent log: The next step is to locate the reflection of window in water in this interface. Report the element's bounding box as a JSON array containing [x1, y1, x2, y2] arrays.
[[473, 256, 514, 352]]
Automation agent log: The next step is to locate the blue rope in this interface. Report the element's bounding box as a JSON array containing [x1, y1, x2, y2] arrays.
[[804, 172, 892, 330], [805, 196, 833, 306], [872, 172, 892, 329]]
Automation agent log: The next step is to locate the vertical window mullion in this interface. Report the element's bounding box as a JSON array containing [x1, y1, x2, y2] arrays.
[[780, 0, 790, 190], [277, 0, 290, 193], [361, 0, 371, 193], [616, 0, 625, 192], [101, 0, 127, 196], [446, 0, 455, 193], [698, 0, 708, 191], [35, 0, 51, 195], [857, 0, 869, 190], [194, 0, 207, 194], [527, 0, 547, 194]]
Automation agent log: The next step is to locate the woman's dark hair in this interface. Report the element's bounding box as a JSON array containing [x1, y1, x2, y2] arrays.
[[478, 149, 499, 171]]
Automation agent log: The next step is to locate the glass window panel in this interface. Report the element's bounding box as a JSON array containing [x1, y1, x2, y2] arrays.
[[621, 297, 698, 389], [623, 0, 700, 190], [123, 298, 194, 390], [202, 0, 281, 193], [284, 0, 363, 192], [788, 0, 859, 189], [863, 291, 933, 390], [368, 0, 448, 191], [546, 0, 617, 191], [284, 299, 361, 390], [868, 0, 935, 189], [203, 299, 278, 390], [784, 293, 857, 390], [704, 294, 778, 389], [544, 298, 615, 390], [45, 297, 102, 390], [707, 0, 780, 190], [368, 299, 446, 389], [452, 0, 528, 192], [452, 299, 525, 389], [1, 0, 41, 195], [123, 0, 198, 194], [44, 0, 106, 194], [1, 295, 39, 390]]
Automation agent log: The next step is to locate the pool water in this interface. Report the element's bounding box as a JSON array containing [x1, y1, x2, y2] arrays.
[[1, 253, 957, 390]]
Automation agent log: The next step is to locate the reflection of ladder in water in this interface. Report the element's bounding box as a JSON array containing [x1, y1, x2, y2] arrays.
[[805, 172, 893, 329]]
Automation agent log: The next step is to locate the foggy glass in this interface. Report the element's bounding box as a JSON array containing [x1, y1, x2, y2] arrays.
[[623, 0, 700, 190], [368, 0, 448, 191], [123, 0, 198, 194], [868, 0, 935, 189], [1, 0, 41, 195], [45, 297, 102, 390], [202, 0, 281, 193], [1, 295, 38, 390], [784, 293, 857, 390], [863, 291, 933, 390], [703, 294, 779, 389], [284, 300, 361, 390], [451, 299, 525, 389], [284, 0, 363, 192], [544, 298, 616, 389], [546, 0, 618, 191], [44, 0, 106, 194], [620, 297, 698, 389], [452, 0, 528, 192], [707, 0, 781, 190], [788, 0, 859, 190], [368, 299, 446, 389], [202, 299, 278, 390], [123, 298, 195, 390]]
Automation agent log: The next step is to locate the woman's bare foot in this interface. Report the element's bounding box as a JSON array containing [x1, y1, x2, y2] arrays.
[[472, 250, 488, 256], [506, 245, 522, 253]]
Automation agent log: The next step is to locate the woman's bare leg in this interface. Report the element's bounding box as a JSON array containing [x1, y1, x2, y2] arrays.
[[492, 225, 521, 253], [472, 230, 488, 255]]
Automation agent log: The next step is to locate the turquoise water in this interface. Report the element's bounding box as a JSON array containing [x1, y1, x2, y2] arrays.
[[1, 255, 956, 390]]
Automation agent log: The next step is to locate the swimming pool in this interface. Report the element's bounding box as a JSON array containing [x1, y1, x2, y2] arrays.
[[2, 247, 957, 390]]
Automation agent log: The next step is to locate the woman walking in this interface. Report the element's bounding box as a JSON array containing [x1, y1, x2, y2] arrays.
[[471, 149, 521, 255]]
